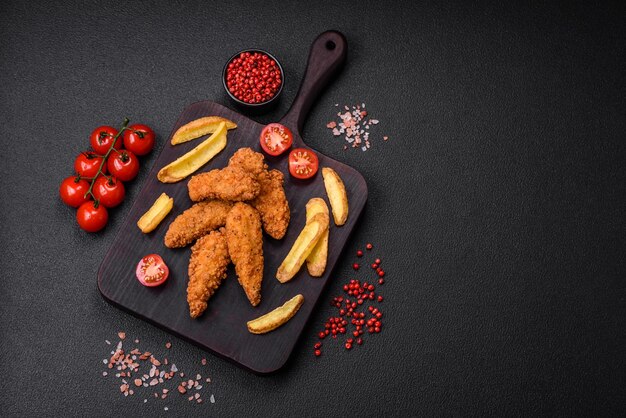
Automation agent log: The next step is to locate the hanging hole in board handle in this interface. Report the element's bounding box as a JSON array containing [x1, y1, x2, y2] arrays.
[[279, 30, 348, 137]]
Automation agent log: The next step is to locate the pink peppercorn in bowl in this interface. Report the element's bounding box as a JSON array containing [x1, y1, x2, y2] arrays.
[[222, 49, 284, 114]]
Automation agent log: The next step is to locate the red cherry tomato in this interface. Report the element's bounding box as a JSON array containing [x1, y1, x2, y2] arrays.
[[89, 126, 120, 154], [136, 254, 169, 287], [74, 152, 106, 178], [92, 176, 125, 208], [259, 123, 293, 156], [76, 201, 108, 232], [107, 150, 140, 182], [59, 176, 91, 207], [123, 124, 155, 156], [288, 148, 319, 179]]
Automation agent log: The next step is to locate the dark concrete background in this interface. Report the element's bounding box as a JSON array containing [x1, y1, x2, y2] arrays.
[[1, 0, 624, 416]]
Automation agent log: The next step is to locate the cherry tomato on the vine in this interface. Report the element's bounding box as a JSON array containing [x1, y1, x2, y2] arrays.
[[259, 123, 293, 156], [136, 254, 169, 287], [89, 126, 120, 154], [92, 176, 125, 208], [59, 176, 91, 207], [76, 201, 108, 232], [107, 150, 140, 182], [74, 152, 106, 178], [288, 148, 319, 180], [123, 124, 155, 156]]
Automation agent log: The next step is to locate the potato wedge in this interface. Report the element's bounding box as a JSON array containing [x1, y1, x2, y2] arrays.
[[276, 212, 329, 283], [157, 122, 227, 183], [247, 294, 304, 334], [305, 198, 329, 277], [322, 167, 349, 226], [171, 116, 237, 145], [137, 193, 174, 233]]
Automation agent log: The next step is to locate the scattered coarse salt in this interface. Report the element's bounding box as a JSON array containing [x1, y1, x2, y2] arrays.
[[326, 103, 387, 152], [102, 333, 213, 408], [210, 394, 215, 404], [164, 407, 168, 411]]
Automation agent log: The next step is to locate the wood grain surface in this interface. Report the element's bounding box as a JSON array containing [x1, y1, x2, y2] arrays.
[[97, 31, 368, 374]]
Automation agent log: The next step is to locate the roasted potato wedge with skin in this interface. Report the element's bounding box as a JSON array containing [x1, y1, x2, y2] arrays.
[[171, 116, 237, 145], [322, 167, 349, 226], [137, 193, 174, 233], [247, 294, 304, 334], [276, 212, 329, 283], [305, 198, 329, 277], [158, 122, 227, 183]]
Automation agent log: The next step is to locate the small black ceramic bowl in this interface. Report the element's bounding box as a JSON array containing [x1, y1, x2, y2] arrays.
[[222, 49, 285, 115]]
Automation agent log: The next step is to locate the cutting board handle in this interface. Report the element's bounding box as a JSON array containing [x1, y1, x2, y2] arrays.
[[280, 30, 347, 140]]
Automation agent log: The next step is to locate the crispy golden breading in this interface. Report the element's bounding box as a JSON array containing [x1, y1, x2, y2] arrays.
[[228, 148, 290, 239], [228, 147, 267, 176], [225, 203, 263, 306], [188, 166, 260, 202], [187, 228, 230, 318], [164, 200, 233, 248], [252, 169, 290, 239]]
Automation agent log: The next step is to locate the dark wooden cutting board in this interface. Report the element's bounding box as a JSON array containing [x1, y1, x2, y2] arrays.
[[98, 31, 367, 374]]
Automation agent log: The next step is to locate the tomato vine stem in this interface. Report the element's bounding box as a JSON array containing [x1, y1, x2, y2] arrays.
[[83, 118, 131, 202]]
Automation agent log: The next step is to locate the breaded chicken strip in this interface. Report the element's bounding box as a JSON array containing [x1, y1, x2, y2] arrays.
[[164, 200, 233, 248], [228, 147, 267, 176], [252, 169, 290, 239], [228, 148, 290, 239], [187, 228, 230, 318], [225, 203, 263, 306], [188, 166, 260, 202]]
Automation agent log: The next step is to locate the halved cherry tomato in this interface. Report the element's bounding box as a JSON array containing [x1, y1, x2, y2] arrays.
[[59, 175, 91, 207], [107, 150, 140, 182], [74, 152, 106, 178], [76, 201, 108, 232], [136, 254, 169, 287], [260, 123, 293, 156], [123, 124, 155, 156], [288, 148, 319, 179], [90, 126, 121, 154], [92, 176, 125, 208]]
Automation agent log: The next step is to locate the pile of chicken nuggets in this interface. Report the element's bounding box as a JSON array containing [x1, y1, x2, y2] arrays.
[[164, 148, 290, 318]]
